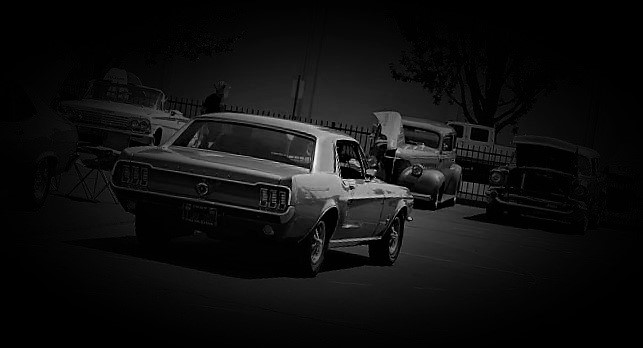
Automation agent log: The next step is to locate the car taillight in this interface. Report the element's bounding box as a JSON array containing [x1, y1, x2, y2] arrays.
[[117, 163, 150, 189], [259, 186, 289, 212]]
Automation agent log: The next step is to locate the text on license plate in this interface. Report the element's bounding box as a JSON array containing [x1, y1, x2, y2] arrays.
[[182, 203, 217, 226]]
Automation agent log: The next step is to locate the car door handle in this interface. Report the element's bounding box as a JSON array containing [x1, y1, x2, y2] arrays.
[[342, 179, 356, 190]]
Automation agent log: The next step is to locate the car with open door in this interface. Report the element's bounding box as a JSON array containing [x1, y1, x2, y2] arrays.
[[0, 81, 78, 209]]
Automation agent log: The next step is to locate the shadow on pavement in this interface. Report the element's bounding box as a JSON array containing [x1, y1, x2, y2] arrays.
[[68, 235, 373, 279], [463, 212, 578, 235]]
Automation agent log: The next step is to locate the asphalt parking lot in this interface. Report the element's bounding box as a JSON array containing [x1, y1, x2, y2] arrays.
[[6, 172, 639, 345]]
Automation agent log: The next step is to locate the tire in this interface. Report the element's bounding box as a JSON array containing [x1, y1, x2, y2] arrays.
[[135, 208, 171, 249], [570, 212, 589, 235], [295, 220, 327, 277], [24, 158, 52, 210], [589, 198, 606, 229], [429, 188, 442, 211], [369, 215, 404, 266]]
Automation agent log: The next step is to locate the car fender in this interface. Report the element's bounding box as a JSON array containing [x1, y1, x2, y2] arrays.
[[443, 163, 463, 195], [287, 173, 343, 242], [397, 167, 445, 195], [377, 197, 411, 238], [33, 150, 58, 172]]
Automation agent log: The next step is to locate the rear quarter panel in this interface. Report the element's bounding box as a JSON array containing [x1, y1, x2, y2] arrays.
[[287, 173, 345, 241]]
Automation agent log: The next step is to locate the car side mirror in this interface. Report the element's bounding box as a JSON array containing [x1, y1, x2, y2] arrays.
[[170, 110, 183, 117]]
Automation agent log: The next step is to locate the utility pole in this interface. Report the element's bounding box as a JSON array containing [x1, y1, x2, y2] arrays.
[[291, 74, 302, 119]]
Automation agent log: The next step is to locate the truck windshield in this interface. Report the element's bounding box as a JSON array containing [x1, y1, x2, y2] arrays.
[[403, 126, 440, 149], [84, 80, 163, 109]]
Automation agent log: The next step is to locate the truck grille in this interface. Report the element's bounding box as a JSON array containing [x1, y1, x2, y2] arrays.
[[508, 168, 573, 200]]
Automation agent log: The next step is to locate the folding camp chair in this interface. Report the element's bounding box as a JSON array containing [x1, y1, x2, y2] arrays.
[[65, 145, 120, 203]]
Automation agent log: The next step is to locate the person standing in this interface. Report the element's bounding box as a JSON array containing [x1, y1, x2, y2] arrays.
[[202, 80, 228, 114]]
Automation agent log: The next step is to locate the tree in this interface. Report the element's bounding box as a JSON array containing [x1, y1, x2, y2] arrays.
[[389, 11, 574, 136]]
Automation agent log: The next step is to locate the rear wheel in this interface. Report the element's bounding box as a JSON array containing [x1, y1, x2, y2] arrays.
[[295, 220, 327, 277], [570, 211, 589, 235], [369, 215, 404, 266]]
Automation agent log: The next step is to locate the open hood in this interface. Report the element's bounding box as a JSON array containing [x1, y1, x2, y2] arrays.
[[372, 111, 405, 150]]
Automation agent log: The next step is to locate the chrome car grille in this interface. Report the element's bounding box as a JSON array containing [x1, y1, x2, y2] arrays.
[[75, 110, 130, 130], [508, 169, 573, 200]]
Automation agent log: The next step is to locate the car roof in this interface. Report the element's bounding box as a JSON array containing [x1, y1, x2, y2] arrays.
[[446, 120, 495, 131], [89, 79, 165, 94], [402, 116, 456, 136], [514, 135, 600, 159], [196, 112, 357, 142]]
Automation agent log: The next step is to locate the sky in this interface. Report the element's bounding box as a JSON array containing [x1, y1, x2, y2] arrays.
[[7, 5, 639, 171]]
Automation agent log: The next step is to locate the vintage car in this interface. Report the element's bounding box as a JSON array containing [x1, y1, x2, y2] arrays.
[[485, 135, 607, 234], [58, 74, 189, 151], [1, 81, 78, 209], [369, 111, 462, 210], [110, 112, 414, 277]]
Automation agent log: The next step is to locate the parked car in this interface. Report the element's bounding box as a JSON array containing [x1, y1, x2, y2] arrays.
[[485, 135, 607, 234], [58, 74, 189, 151], [445, 120, 515, 183], [110, 112, 414, 276], [0, 81, 79, 209], [445, 121, 515, 155], [369, 111, 462, 210]]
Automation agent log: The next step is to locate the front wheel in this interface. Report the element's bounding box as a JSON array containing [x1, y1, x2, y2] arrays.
[[295, 220, 327, 277], [369, 215, 404, 266]]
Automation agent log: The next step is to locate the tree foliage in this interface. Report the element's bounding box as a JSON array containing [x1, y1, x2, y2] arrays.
[[389, 12, 571, 135]]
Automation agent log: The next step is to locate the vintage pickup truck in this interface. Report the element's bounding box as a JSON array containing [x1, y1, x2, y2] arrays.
[[369, 111, 462, 210], [445, 121, 515, 183]]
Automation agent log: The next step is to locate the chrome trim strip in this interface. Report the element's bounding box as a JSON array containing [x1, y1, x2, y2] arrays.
[[112, 159, 293, 205], [77, 124, 151, 137], [111, 184, 294, 217], [410, 191, 433, 200], [494, 197, 574, 215], [329, 236, 382, 244]]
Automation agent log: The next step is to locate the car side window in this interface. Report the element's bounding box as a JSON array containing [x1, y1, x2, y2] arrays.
[[442, 134, 454, 152], [337, 140, 365, 180], [470, 127, 489, 142], [451, 124, 464, 139]]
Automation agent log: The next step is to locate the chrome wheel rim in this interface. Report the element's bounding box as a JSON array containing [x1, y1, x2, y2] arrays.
[[310, 221, 325, 264], [33, 160, 49, 201], [388, 219, 400, 256]]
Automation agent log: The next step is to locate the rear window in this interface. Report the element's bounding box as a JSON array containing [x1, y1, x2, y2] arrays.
[[450, 124, 464, 138], [470, 127, 490, 142], [172, 120, 315, 169]]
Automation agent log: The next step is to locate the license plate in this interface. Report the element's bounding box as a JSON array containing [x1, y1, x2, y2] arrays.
[[182, 203, 217, 226]]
